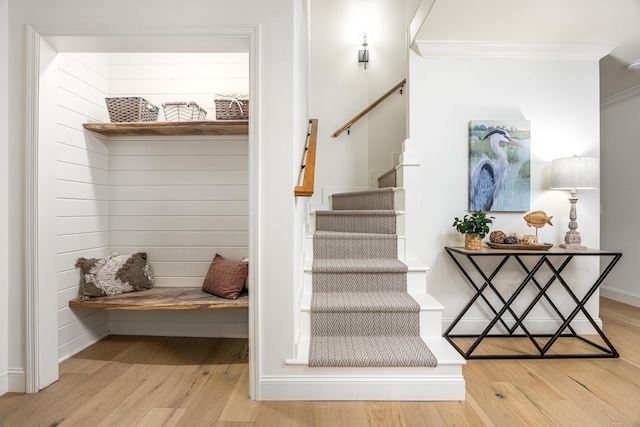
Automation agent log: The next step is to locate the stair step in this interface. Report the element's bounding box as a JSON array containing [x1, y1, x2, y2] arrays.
[[315, 210, 398, 234], [377, 167, 397, 188], [304, 259, 429, 295], [312, 257, 407, 273], [311, 311, 420, 336], [311, 292, 420, 312], [312, 270, 407, 293], [309, 336, 437, 367], [300, 292, 445, 340], [331, 187, 398, 210], [313, 231, 398, 259]]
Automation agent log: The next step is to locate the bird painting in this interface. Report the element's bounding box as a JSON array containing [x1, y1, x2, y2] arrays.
[[469, 122, 530, 212]]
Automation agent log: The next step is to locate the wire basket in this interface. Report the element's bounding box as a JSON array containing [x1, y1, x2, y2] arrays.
[[105, 97, 159, 122], [162, 102, 207, 121], [215, 99, 249, 120]]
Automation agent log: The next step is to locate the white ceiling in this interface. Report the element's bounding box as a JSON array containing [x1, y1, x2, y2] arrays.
[[415, 0, 640, 100]]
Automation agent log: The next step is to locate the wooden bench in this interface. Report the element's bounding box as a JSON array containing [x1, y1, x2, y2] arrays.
[[69, 287, 248, 311]]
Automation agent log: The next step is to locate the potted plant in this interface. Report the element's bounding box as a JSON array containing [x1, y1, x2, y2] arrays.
[[452, 210, 495, 250]]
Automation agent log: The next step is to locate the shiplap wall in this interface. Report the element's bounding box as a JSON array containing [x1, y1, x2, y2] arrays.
[[107, 136, 249, 287], [56, 53, 110, 360], [57, 52, 250, 360], [108, 52, 249, 121]]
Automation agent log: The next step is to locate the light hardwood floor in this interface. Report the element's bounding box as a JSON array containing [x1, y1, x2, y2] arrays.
[[1, 297, 639, 426]]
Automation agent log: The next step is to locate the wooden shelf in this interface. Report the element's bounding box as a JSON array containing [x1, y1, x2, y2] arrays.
[[69, 287, 249, 310], [83, 120, 248, 137]]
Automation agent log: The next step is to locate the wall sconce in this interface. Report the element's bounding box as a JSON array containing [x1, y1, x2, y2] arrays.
[[549, 155, 599, 249], [358, 33, 369, 69]]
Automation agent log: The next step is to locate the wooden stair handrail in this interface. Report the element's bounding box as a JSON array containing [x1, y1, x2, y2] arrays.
[[332, 79, 406, 138], [295, 119, 319, 197]]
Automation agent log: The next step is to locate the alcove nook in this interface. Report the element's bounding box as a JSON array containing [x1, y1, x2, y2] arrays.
[[52, 50, 251, 360]]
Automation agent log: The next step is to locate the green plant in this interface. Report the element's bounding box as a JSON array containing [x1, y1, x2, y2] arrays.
[[452, 210, 495, 238]]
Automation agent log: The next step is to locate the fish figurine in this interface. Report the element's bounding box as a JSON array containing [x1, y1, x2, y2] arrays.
[[524, 210, 553, 228]]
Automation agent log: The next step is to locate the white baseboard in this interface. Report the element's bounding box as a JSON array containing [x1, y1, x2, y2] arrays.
[[58, 325, 110, 363], [600, 287, 640, 308], [258, 373, 465, 401], [5, 368, 26, 393], [0, 370, 6, 396]]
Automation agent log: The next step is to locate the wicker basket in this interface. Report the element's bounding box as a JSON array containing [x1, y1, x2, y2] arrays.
[[215, 99, 249, 120], [162, 102, 207, 121], [465, 234, 483, 251], [105, 97, 159, 122]]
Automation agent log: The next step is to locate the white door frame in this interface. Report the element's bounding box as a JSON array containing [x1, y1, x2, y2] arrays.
[[25, 24, 261, 397]]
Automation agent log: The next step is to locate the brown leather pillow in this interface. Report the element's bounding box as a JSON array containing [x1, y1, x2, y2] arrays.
[[202, 254, 248, 300]]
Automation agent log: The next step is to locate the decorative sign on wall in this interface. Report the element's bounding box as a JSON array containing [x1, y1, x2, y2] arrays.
[[469, 120, 531, 212]]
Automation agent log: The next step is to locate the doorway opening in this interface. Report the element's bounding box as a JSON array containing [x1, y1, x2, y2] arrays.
[[26, 27, 259, 397]]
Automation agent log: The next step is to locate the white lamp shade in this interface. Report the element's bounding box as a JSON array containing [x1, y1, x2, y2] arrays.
[[549, 156, 599, 190]]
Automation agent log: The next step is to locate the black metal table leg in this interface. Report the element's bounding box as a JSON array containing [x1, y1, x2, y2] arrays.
[[444, 247, 622, 359]]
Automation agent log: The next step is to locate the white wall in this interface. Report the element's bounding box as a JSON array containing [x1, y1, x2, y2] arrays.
[[5, 0, 306, 399], [309, 0, 409, 206], [408, 43, 606, 332], [600, 89, 640, 307], [0, 0, 9, 396], [107, 52, 249, 121], [106, 134, 250, 338], [292, 0, 311, 356], [56, 53, 110, 360]]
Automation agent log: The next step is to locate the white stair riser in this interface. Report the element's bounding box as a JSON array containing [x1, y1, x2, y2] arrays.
[[309, 212, 405, 235], [303, 268, 427, 296], [298, 298, 443, 346], [329, 188, 406, 211], [305, 235, 406, 262]]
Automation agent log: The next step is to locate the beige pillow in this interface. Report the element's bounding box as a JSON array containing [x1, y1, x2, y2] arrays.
[[202, 254, 248, 300]]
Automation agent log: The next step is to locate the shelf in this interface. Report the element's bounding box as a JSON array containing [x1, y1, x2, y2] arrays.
[[69, 287, 249, 310], [83, 120, 248, 137]]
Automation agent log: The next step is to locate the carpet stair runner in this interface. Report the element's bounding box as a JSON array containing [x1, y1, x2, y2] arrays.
[[309, 187, 438, 367]]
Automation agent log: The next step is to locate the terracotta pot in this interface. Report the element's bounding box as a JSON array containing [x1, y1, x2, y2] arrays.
[[465, 234, 483, 250]]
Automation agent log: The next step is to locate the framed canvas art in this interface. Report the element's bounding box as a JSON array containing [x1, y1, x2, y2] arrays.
[[469, 120, 530, 212]]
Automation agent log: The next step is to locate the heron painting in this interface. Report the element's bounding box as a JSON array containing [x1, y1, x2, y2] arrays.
[[469, 120, 531, 212]]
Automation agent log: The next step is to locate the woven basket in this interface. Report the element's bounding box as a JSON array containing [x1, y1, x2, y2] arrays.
[[215, 99, 249, 120], [105, 97, 159, 122], [162, 102, 207, 121], [465, 234, 483, 250]]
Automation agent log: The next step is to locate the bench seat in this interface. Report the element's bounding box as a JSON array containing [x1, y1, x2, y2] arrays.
[[69, 287, 249, 310]]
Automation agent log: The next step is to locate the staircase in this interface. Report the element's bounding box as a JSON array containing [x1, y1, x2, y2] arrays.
[[309, 187, 438, 368], [285, 158, 466, 401]]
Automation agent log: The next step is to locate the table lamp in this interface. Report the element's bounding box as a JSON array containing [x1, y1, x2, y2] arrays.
[[549, 155, 599, 249]]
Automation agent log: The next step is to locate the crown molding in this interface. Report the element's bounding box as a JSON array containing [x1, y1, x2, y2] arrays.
[[414, 40, 618, 61], [601, 84, 640, 107]]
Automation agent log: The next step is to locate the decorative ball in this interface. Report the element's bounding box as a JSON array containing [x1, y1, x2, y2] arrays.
[[522, 234, 539, 245], [503, 236, 519, 244], [509, 232, 523, 242], [490, 231, 507, 243]]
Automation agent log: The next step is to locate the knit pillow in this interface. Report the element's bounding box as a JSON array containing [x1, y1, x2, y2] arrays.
[[75, 252, 154, 298], [202, 254, 248, 300]]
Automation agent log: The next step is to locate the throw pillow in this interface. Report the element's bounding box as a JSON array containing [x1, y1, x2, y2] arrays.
[[75, 252, 154, 298], [202, 254, 248, 300]]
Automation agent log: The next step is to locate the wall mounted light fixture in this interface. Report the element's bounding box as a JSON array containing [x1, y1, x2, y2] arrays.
[[358, 33, 369, 69]]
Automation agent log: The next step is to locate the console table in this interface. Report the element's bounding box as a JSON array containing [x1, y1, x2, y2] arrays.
[[444, 246, 622, 359]]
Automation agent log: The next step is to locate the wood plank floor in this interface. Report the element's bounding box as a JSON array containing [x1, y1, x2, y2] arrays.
[[2, 297, 640, 426]]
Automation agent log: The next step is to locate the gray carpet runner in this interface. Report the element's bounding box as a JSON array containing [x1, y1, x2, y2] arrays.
[[309, 187, 437, 368]]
